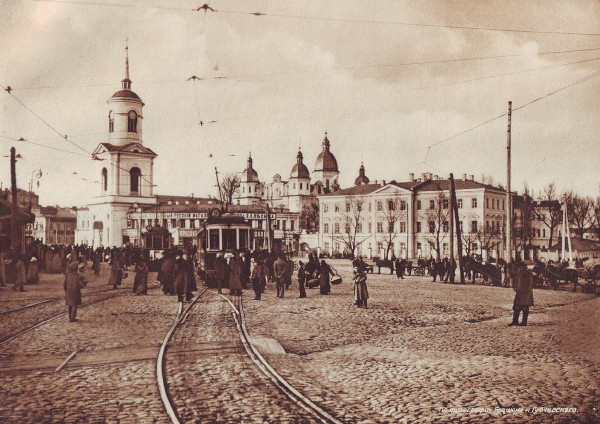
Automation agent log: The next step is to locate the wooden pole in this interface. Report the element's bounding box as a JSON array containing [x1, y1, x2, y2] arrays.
[[10, 147, 20, 253], [449, 178, 454, 261], [449, 174, 464, 284], [506, 101, 513, 276]]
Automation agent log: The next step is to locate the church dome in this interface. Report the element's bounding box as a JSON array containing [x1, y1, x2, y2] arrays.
[[242, 154, 259, 183], [314, 133, 339, 173], [110, 88, 142, 101], [290, 150, 310, 179], [354, 162, 370, 185]]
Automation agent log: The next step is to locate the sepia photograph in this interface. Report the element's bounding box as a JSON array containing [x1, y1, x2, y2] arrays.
[[0, 1, 599, 423]]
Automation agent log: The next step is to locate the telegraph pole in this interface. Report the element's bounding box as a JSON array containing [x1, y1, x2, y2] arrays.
[[506, 101, 513, 281], [10, 147, 19, 253]]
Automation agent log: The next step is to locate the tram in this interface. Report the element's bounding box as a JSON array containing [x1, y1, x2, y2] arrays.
[[143, 226, 172, 271], [197, 208, 251, 288]]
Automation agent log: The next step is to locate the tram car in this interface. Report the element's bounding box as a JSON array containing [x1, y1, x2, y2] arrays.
[[197, 208, 251, 288], [143, 226, 172, 272]]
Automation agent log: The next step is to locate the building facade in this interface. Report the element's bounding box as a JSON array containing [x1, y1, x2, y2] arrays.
[[318, 171, 511, 260], [32, 206, 77, 245]]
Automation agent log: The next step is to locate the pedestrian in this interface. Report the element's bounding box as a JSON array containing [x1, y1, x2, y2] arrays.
[[12, 255, 27, 292], [274, 254, 287, 298], [108, 250, 126, 289], [251, 258, 268, 300], [353, 266, 369, 308], [64, 261, 87, 322], [160, 250, 176, 295], [92, 251, 101, 275], [509, 263, 534, 326], [174, 252, 191, 302], [445, 258, 457, 283], [228, 252, 243, 296], [297, 260, 307, 298], [240, 251, 251, 290], [284, 256, 293, 290], [214, 252, 228, 294], [133, 254, 149, 295], [0, 251, 5, 287], [26, 257, 39, 285], [318, 259, 334, 295], [395, 258, 404, 279]]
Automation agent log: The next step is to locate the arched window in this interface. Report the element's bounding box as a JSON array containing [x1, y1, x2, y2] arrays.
[[127, 110, 138, 133], [101, 168, 108, 191], [130, 167, 141, 194], [108, 111, 114, 133]]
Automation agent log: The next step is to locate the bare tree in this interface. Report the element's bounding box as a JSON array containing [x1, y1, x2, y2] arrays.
[[299, 203, 319, 233], [460, 228, 478, 257], [513, 187, 534, 257], [382, 197, 407, 259], [562, 190, 593, 237], [592, 195, 600, 240], [425, 192, 449, 259], [333, 196, 370, 258], [219, 173, 241, 210], [535, 183, 562, 248]]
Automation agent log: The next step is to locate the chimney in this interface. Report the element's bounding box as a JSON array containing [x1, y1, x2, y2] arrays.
[[196, 200, 201, 205], [421, 173, 427, 181], [469, 174, 474, 181], [175, 200, 180, 205], [381, 180, 386, 186], [409, 173, 414, 182], [463, 173, 467, 181], [167, 200, 173, 205], [185, 200, 190, 205], [433, 175, 438, 181]]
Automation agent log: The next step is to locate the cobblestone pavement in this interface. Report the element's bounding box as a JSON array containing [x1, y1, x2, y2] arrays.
[[0, 264, 176, 424], [243, 259, 600, 424], [166, 291, 316, 423]]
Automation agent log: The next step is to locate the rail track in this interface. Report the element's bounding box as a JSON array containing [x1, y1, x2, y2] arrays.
[[158, 290, 343, 424]]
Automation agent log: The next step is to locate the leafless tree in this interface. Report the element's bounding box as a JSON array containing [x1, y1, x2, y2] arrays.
[[425, 192, 449, 259], [299, 203, 319, 233], [333, 196, 370, 258], [592, 195, 600, 240], [562, 190, 593, 237], [382, 196, 407, 259], [535, 183, 562, 248], [219, 173, 241, 210], [513, 185, 534, 257]]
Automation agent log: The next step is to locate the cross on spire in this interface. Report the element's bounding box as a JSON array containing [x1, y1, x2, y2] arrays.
[[122, 38, 132, 90]]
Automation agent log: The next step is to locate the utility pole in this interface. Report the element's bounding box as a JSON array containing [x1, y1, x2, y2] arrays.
[[450, 174, 464, 284], [214, 167, 224, 212], [506, 101, 513, 278], [10, 147, 20, 253]]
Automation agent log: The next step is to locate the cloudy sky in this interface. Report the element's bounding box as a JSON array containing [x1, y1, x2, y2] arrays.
[[1, 0, 599, 206]]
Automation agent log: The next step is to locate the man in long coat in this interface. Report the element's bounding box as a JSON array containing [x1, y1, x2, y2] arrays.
[[64, 262, 86, 322], [108, 251, 125, 289], [509, 263, 534, 326], [26, 257, 39, 285], [12, 255, 27, 292], [273, 254, 287, 298], [214, 253, 228, 294], [251, 258, 268, 300], [160, 250, 176, 295], [228, 252, 243, 296], [174, 253, 192, 302]]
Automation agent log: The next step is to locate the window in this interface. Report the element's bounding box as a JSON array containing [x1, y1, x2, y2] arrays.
[[377, 222, 383, 233], [416, 222, 422, 233], [543, 228, 546, 237], [471, 220, 478, 233], [388, 222, 394, 233], [368, 222, 372, 233], [300, 183, 303, 190], [334, 223, 340, 233], [102, 168, 108, 191], [429, 222, 435, 233], [222, 229, 237, 250], [346, 203, 351, 212], [400, 201, 406, 210], [130, 167, 141, 194], [356, 222, 363, 233], [128, 110, 138, 132], [368, 203, 372, 211], [323, 203, 329, 213], [388, 200, 395, 210], [502, 200, 505, 210], [209, 229, 220, 250], [108, 111, 114, 133], [457, 198, 463, 208], [417, 200, 422, 210], [324, 223, 329, 233], [472, 198, 478, 208], [459, 221, 463, 232], [282, 220, 287, 230], [357, 203, 362, 212], [443, 221, 449, 232], [171, 219, 176, 228], [290, 220, 295, 231], [399, 222, 406, 233], [486, 198, 489, 208], [442, 199, 448, 209], [377, 201, 383, 211], [334, 204, 340, 213], [429, 199, 435, 210], [345, 223, 351, 233]]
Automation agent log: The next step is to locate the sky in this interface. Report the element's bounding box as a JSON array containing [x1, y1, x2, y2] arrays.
[[1, 0, 599, 207]]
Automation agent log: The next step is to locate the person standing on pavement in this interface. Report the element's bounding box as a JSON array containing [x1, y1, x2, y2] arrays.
[[297, 260, 307, 298], [251, 258, 268, 300], [26, 257, 39, 285], [284, 256, 293, 290], [12, 255, 27, 292], [214, 252, 228, 294], [64, 261, 87, 322], [318, 259, 334, 295], [108, 250, 125, 289], [133, 253, 149, 295], [445, 258, 457, 283], [395, 258, 404, 279], [509, 263, 534, 326], [174, 252, 189, 303], [228, 251, 243, 296], [353, 266, 369, 308], [160, 250, 176, 295], [240, 251, 251, 290], [273, 254, 287, 298]]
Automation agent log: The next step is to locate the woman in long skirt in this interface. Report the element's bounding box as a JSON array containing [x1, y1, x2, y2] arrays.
[[353, 266, 369, 308], [133, 255, 148, 295]]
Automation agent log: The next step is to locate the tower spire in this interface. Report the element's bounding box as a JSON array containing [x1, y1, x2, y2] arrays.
[[122, 38, 132, 90]]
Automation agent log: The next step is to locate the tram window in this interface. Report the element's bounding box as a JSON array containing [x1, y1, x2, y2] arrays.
[[239, 229, 248, 249], [209, 229, 220, 250], [223, 229, 237, 250]]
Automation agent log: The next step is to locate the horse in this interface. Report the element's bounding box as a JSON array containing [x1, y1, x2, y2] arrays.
[[462, 256, 502, 286], [373, 257, 394, 275]]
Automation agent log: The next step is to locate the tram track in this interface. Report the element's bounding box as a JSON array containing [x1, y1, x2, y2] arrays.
[[159, 290, 343, 424]]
